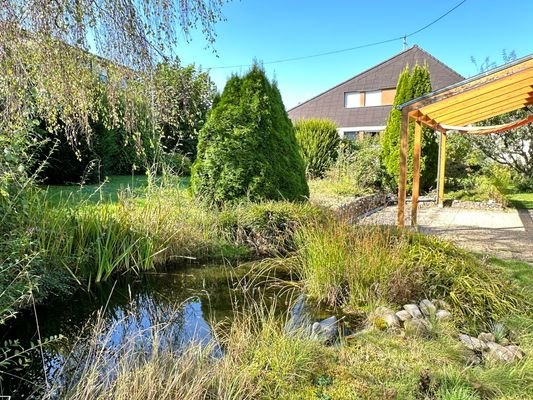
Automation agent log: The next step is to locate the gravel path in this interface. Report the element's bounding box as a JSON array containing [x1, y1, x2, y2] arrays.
[[361, 206, 533, 264]]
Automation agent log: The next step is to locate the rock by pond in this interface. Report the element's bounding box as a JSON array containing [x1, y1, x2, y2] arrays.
[[285, 294, 340, 345]]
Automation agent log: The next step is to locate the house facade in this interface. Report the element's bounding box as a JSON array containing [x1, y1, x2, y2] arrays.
[[288, 46, 464, 139]]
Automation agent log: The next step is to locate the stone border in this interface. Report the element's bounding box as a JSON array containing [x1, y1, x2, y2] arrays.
[[334, 193, 389, 222]]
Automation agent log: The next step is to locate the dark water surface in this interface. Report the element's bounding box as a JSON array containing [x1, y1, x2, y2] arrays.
[[1, 262, 311, 399]]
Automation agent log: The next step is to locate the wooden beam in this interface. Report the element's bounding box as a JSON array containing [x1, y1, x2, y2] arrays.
[[404, 60, 533, 111], [411, 120, 422, 226], [418, 73, 533, 115], [397, 111, 410, 227], [445, 98, 532, 126], [427, 89, 533, 122], [436, 131, 447, 208]]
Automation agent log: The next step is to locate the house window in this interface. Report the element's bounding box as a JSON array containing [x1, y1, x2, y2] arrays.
[[365, 90, 381, 107], [343, 131, 357, 140], [344, 92, 361, 108]]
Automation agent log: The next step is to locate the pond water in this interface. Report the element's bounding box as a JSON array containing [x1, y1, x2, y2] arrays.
[[1, 262, 319, 399]]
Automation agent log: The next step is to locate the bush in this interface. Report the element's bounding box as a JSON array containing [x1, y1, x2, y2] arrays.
[[161, 152, 192, 176], [191, 65, 308, 204], [309, 138, 384, 199], [380, 64, 438, 191], [446, 163, 512, 206], [293, 118, 340, 178], [444, 133, 485, 190], [219, 200, 322, 256]]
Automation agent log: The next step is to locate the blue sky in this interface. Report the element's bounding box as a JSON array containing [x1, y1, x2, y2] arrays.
[[177, 0, 533, 109]]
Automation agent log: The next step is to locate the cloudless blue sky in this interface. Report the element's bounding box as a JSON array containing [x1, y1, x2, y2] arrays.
[[177, 0, 533, 109]]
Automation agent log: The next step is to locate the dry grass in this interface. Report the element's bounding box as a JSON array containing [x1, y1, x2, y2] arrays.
[[294, 218, 527, 329], [46, 298, 322, 400]]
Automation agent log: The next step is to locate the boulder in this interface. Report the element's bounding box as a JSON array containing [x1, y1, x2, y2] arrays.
[[505, 345, 525, 361], [477, 332, 496, 343], [435, 309, 452, 321], [485, 342, 524, 363], [310, 316, 338, 345], [419, 299, 437, 317], [404, 318, 429, 337], [395, 310, 412, 322], [431, 299, 450, 310], [284, 294, 312, 336], [374, 306, 400, 329], [459, 334, 488, 352], [403, 304, 423, 319]]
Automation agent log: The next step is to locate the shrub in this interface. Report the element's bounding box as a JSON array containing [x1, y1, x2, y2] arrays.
[[380, 64, 438, 191], [155, 60, 217, 162], [309, 138, 384, 200], [293, 118, 340, 178], [219, 200, 322, 256], [191, 65, 308, 204], [444, 133, 485, 183], [161, 152, 192, 176]]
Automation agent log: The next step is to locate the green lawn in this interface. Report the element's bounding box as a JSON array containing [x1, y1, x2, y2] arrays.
[[506, 192, 533, 209], [43, 175, 189, 205]]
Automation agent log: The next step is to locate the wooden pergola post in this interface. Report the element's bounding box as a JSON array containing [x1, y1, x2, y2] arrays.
[[411, 120, 422, 226], [394, 55, 533, 227], [436, 131, 447, 208], [397, 111, 410, 227]]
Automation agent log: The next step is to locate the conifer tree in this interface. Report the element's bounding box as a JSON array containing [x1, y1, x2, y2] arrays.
[[191, 65, 309, 204], [380, 64, 437, 191]]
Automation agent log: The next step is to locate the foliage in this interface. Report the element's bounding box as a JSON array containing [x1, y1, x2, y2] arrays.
[[444, 133, 485, 189], [161, 153, 193, 176], [469, 51, 533, 180], [191, 65, 309, 204], [380, 64, 438, 191], [154, 60, 217, 163], [0, 0, 226, 212], [219, 201, 322, 256], [294, 219, 526, 329], [446, 163, 512, 206], [293, 119, 340, 178], [308, 138, 383, 205], [471, 109, 533, 179]]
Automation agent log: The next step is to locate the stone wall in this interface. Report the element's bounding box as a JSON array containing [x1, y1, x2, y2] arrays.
[[334, 193, 389, 222]]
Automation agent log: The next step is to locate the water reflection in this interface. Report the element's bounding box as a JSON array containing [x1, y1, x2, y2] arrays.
[[1, 264, 249, 399]]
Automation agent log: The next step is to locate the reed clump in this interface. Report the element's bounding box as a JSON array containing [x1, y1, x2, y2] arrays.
[[47, 301, 322, 400], [295, 219, 527, 328]]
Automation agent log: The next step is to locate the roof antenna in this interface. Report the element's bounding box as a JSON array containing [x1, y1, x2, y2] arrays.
[[403, 35, 407, 50]]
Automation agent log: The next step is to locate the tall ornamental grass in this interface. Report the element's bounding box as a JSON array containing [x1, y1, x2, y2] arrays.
[[295, 219, 526, 329], [13, 184, 321, 287]]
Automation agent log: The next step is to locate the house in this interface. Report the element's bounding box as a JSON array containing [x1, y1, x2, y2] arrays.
[[288, 45, 464, 139]]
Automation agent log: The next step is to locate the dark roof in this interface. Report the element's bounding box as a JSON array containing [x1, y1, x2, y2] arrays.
[[288, 45, 464, 128]]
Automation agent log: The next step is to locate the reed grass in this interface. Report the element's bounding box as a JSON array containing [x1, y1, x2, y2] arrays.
[[46, 299, 322, 400], [15, 181, 320, 285], [294, 219, 527, 329]]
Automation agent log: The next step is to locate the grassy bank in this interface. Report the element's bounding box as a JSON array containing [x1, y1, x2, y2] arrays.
[[0, 176, 321, 323], [46, 254, 533, 399], [293, 219, 529, 330]]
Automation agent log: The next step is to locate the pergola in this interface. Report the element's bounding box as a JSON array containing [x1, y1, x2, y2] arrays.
[[396, 54, 533, 227]]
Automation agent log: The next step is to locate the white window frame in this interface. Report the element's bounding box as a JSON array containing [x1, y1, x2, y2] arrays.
[[344, 92, 361, 108]]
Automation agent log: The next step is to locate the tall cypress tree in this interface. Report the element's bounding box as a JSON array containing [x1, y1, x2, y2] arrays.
[[191, 65, 309, 204], [380, 64, 437, 191]]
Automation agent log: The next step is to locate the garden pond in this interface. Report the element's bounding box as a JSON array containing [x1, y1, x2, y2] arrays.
[[0, 261, 333, 399]]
